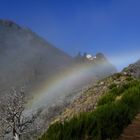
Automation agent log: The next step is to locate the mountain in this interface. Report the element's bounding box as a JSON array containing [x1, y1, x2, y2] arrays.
[[0, 19, 118, 139], [0, 20, 120, 139], [39, 59, 140, 140], [0, 20, 116, 97], [0, 20, 72, 95]]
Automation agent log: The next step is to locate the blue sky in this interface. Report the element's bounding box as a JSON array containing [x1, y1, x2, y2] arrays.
[[0, 0, 140, 70]]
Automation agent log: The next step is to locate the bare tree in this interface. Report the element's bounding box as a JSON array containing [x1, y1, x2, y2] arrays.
[[0, 89, 36, 140]]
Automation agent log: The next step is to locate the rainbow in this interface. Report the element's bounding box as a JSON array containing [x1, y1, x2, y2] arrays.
[[28, 51, 140, 110], [28, 63, 100, 110]]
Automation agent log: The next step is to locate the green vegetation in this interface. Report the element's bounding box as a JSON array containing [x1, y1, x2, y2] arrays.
[[108, 83, 117, 89], [97, 81, 138, 106], [126, 76, 134, 81], [113, 73, 122, 79], [39, 79, 140, 140]]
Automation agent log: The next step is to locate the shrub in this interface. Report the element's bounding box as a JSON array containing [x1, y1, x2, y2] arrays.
[[126, 77, 133, 81], [109, 83, 117, 89], [114, 73, 122, 78]]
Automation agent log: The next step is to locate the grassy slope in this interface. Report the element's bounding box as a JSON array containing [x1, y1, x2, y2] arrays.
[[39, 75, 140, 140]]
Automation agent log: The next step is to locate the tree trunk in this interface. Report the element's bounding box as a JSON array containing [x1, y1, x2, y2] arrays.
[[14, 133, 20, 140]]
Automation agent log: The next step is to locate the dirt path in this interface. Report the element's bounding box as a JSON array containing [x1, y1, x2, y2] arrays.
[[119, 113, 140, 140]]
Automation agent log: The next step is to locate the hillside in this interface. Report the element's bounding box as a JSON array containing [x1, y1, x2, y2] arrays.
[[0, 20, 72, 95], [39, 60, 140, 140]]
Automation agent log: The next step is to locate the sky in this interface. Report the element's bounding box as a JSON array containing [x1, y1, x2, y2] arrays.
[[0, 0, 140, 70]]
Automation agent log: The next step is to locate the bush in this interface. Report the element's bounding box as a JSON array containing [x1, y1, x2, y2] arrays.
[[109, 83, 117, 89], [114, 73, 122, 78], [126, 77, 133, 81]]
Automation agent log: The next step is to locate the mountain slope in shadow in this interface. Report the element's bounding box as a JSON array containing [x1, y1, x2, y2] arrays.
[[0, 20, 72, 94]]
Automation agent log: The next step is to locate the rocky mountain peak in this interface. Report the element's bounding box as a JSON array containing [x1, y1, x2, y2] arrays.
[[75, 52, 108, 63]]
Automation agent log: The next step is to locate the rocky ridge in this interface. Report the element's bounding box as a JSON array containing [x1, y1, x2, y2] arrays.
[[123, 59, 140, 78]]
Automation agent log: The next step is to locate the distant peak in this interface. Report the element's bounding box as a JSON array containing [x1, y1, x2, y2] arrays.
[[0, 19, 21, 29], [75, 52, 107, 62]]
